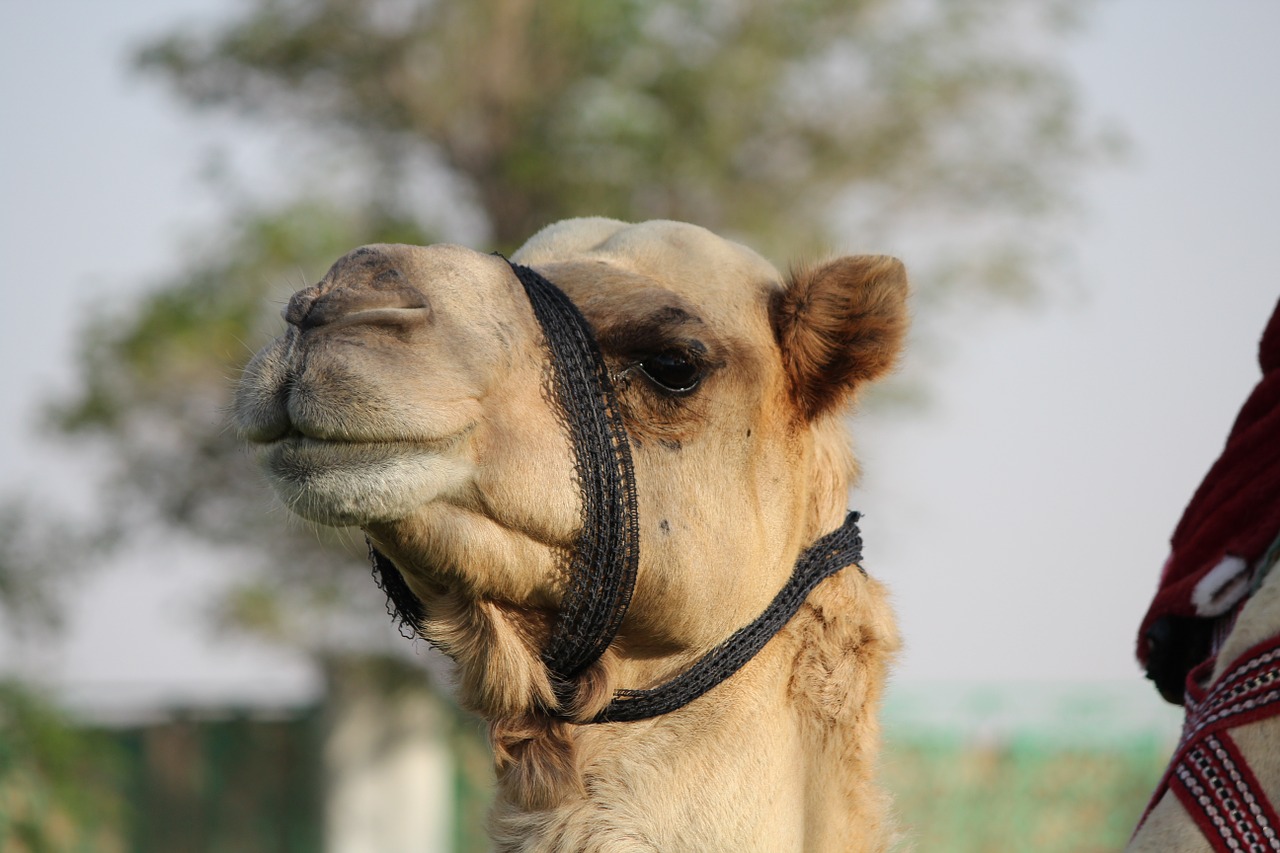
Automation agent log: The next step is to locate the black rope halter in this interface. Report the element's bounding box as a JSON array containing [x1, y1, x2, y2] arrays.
[[367, 258, 865, 724], [593, 511, 862, 723]]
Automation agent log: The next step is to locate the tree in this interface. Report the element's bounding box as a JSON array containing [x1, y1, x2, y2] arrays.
[[138, 0, 1104, 272], [55, 0, 1108, 652]]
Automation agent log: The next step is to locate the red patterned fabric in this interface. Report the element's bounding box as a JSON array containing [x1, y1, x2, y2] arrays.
[[1173, 731, 1279, 852], [1137, 298, 1280, 667], [1137, 634, 1280, 850]]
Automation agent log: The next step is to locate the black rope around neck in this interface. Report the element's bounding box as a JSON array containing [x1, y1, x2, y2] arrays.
[[591, 512, 863, 723]]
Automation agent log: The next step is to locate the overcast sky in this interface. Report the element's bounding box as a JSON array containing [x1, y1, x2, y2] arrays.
[[2, 2, 1278, 726]]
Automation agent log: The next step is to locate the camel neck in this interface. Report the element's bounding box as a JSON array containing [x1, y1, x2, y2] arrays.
[[489, 567, 898, 852], [589, 511, 864, 722]]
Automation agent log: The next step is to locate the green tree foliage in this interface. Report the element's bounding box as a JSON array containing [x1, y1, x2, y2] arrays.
[[0, 683, 129, 852], [139, 0, 1104, 272], [52, 0, 1108, 649]]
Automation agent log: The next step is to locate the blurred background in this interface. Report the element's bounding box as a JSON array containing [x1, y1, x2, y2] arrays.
[[2, 0, 1277, 850]]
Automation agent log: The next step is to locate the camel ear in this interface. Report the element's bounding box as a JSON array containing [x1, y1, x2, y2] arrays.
[[770, 255, 909, 420]]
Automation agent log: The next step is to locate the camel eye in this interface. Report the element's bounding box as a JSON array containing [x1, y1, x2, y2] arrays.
[[638, 350, 704, 394]]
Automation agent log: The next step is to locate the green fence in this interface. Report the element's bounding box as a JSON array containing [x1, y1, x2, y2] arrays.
[[109, 711, 324, 853], [2, 679, 1178, 853]]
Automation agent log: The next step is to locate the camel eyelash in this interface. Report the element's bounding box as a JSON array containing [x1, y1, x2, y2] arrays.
[[610, 341, 717, 398]]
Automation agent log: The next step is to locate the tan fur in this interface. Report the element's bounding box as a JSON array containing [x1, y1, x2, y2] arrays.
[[236, 218, 909, 851]]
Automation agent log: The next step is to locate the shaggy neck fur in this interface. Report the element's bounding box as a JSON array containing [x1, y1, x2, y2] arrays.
[[422, 420, 900, 853]]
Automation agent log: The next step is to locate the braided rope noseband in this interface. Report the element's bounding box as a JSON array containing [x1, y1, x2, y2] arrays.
[[508, 261, 641, 708], [367, 259, 864, 724]]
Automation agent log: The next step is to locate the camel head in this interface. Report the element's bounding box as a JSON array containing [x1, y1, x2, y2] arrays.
[[235, 218, 908, 849]]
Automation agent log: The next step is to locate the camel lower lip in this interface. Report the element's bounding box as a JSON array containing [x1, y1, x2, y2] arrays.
[[268, 434, 448, 450], [258, 433, 473, 526]]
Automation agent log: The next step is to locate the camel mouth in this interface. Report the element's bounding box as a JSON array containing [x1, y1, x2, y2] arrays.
[[262, 431, 467, 453], [258, 426, 470, 449], [259, 430, 475, 526]]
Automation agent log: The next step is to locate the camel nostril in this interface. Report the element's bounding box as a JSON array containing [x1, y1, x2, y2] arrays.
[[284, 289, 316, 328], [286, 271, 431, 332]]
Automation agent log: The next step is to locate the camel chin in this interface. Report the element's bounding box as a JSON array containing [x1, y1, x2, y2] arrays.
[[258, 435, 473, 526]]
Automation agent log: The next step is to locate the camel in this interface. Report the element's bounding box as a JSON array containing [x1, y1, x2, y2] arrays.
[[234, 218, 908, 852], [1128, 297, 1280, 852]]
